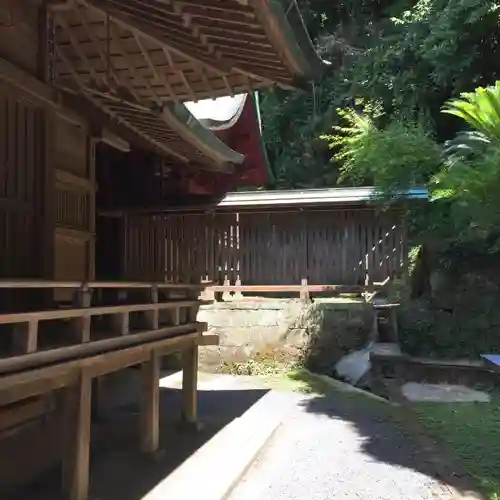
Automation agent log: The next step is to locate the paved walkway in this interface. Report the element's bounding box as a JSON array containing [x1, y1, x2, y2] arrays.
[[229, 391, 455, 500]]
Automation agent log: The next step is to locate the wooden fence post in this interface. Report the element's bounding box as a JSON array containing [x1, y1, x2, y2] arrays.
[[222, 277, 232, 302], [300, 278, 310, 301], [233, 277, 243, 300]]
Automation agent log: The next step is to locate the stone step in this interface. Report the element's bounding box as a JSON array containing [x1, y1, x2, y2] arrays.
[[142, 390, 292, 500]]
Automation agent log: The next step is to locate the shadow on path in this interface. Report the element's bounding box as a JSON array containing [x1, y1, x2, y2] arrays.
[[299, 388, 479, 498]]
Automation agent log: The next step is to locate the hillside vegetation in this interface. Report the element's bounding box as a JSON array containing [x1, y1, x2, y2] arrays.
[[261, 0, 500, 358]]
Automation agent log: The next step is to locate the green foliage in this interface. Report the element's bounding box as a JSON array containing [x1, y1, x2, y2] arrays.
[[323, 112, 442, 191], [260, 0, 500, 358], [261, 0, 500, 187], [433, 147, 500, 246], [443, 81, 500, 161], [442, 82, 500, 143], [415, 397, 500, 500]]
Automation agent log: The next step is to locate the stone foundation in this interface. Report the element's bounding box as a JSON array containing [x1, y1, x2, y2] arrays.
[[198, 298, 373, 373]]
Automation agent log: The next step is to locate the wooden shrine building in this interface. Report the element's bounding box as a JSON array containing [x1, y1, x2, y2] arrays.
[[0, 1, 324, 499]]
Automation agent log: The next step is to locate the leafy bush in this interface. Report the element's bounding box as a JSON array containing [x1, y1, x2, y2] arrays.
[[433, 147, 500, 247], [322, 110, 443, 193]]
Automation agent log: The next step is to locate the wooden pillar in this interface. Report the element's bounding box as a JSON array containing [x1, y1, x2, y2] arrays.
[[62, 371, 92, 500], [181, 344, 198, 424], [140, 351, 160, 453]]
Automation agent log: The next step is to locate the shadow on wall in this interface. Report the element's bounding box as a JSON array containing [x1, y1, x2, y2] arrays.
[[296, 300, 372, 373]]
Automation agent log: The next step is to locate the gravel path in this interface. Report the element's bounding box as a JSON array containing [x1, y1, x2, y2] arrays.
[[228, 392, 455, 500]]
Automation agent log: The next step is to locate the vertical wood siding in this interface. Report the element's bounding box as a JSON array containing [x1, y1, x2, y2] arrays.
[[164, 209, 406, 285], [123, 215, 165, 281], [0, 86, 45, 280]]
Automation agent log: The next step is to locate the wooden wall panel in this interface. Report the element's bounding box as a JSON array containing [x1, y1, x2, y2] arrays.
[[0, 82, 48, 311], [123, 215, 165, 281], [0, 2, 39, 75], [0, 83, 44, 279], [164, 208, 406, 286], [54, 234, 88, 281], [53, 116, 95, 300]]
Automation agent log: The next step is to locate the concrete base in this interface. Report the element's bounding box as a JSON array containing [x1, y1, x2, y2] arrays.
[[141, 390, 290, 500]]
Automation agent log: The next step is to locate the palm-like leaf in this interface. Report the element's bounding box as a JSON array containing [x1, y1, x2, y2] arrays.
[[442, 81, 500, 146], [444, 130, 492, 163]]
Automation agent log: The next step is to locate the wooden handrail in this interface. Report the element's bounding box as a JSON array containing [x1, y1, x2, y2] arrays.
[[0, 280, 210, 290], [0, 332, 202, 405], [208, 284, 369, 293], [0, 322, 207, 375], [0, 300, 210, 325]]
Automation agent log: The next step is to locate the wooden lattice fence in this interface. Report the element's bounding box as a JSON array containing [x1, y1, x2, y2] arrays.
[[164, 208, 407, 286]]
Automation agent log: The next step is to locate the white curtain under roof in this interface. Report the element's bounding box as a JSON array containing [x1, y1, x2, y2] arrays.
[[185, 94, 247, 130]]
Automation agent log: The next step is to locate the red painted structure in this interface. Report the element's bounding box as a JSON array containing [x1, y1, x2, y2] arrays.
[[186, 93, 271, 195]]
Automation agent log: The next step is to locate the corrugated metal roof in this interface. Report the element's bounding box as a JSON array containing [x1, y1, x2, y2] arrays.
[[217, 187, 429, 208]]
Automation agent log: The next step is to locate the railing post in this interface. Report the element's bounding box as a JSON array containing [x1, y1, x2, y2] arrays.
[[112, 289, 129, 335], [145, 285, 159, 330], [73, 284, 91, 343], [12, 319, 39, 354], [170, 305, 180, 326], [300, 278, 310, 301], [222, 277, 231, 302], [114, 312, 130, 336], [233, 277, 243, 300], [200, 276, 214, 301]]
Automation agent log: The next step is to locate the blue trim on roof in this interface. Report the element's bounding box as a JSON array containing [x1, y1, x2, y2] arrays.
[[218, 187, 429, 207]]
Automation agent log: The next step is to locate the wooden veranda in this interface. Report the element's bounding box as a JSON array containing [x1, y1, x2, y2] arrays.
[[0, 2, 325, 499]]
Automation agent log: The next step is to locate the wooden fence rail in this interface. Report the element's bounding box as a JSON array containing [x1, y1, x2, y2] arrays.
[[0, 280, 217, 500], [0, 280, 212, 374]]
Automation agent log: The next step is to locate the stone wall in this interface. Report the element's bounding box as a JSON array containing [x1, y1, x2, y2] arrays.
[[197, 298, 373, 373]]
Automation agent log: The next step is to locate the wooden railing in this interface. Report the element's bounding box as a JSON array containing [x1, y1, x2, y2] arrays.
[[0, 280, 215, 500], [0, 280, 212, 375], [202, 278, 390, 301]]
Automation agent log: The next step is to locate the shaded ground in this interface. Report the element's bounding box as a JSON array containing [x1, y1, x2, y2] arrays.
[[7, 374, 270, 500], [6, 370, 487, 500], [415, 396, 500, 500], [229, 386, 457, 500]]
